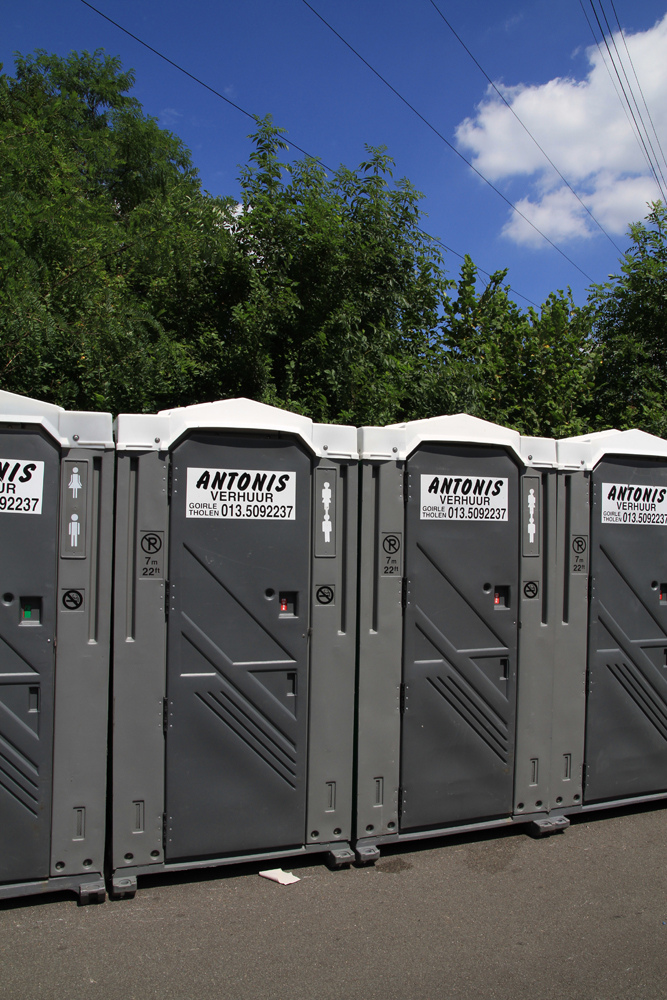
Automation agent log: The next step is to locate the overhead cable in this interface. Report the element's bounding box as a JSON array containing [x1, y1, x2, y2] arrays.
[[609, 0, 667, 177], [78, 0, 538, 305], [299, 0, 595, 282], [428, 0, 622, 253], [579, 0, 648, 172], [595, 0, 667, 194], [584, 0, 667, 202]]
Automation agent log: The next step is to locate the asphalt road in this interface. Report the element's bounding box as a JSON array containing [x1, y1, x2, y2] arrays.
[[1, 804, 666, 1000]]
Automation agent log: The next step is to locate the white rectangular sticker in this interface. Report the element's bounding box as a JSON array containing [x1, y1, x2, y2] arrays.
[[0, 459, 44, 514], [186, 468, 296, 519], [601, 483, 667, 525], [420, 474, 508, 521]]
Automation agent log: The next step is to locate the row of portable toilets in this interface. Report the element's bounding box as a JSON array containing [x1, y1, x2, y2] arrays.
[[2, 387, 667, 904]]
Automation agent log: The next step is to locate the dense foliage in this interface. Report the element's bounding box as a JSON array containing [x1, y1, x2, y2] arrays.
[[588, 202, 667, 437], [1, 49, 665, 436]]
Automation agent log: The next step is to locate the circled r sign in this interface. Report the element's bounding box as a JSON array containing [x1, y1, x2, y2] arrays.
[[572, 536, 587, 555], [382, 534, 401, 555], [141, 532, 162, 554]]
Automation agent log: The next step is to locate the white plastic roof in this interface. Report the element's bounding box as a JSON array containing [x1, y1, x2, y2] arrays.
[[558, 428, 667, 469], [359, 413, 525, 463], [359, 415, 667, 471], [0, 389, 113, 448], [115, 397, 357, 458]]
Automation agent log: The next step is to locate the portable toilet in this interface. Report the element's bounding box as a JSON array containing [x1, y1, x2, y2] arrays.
[[111, 398, 358, 897], [0, 390, 114, 903], [355, 415, 524, 859], [559, 429, 667, 810], [354, 415, 593, 861]]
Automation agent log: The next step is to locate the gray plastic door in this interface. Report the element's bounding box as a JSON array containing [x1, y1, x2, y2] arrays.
[[0, 430, 59, 883], [165, 432, 312, 860], [400, 444, 519, 830], [586, 456, 667, 802]]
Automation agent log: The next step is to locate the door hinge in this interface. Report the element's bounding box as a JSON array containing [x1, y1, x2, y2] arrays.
[[403, 469, 410, 504], [167, 463, 173, 503], [400, 683, 408, 714], [162, 812, 168, 845], [162, 697, 169, 735], [398, 786, 406, 818], [164, 580, 169, 619], [401, 577, 408, 609]]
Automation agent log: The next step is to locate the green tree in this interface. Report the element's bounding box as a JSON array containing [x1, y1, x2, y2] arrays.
[[0, 54, 450, 423], [230, 118, 447, 424], [0, 49, 244, 413], [417, 256, 596, 437], [1, 48, 602, 432], [589, 201, 667, 435]]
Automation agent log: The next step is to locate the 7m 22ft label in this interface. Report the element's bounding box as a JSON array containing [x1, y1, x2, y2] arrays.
[[380, 533, 402, 575]]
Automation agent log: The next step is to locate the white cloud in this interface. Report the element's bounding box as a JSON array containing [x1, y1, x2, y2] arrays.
[[502, 188, 592, 245], [586, 173, 659, 233], [455, 13, 667, 246], [502, 14, 523, 33], [160, 107, 183, 128]]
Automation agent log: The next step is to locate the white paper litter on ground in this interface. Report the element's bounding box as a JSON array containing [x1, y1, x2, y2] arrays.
[[258, 868, 300, 885]]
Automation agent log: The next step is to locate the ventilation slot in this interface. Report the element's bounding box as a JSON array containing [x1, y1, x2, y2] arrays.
[[607, 660, 667, 742], [198, 690, 297, 788], [428, 673, 509, 763]]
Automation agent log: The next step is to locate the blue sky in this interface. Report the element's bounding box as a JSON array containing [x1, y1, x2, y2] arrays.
[[3, 0, 667, 309]]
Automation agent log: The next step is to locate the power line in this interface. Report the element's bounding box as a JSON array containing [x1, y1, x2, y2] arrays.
[[78, 0, 320, 153], [584, 0, 667, 202], [579, 0, 663, 195], [78, 0, 538, 305], [595, 0, 667, 194], [609, 0, 667, 177], [427, 0, 622, 253], [299, 0, 595, 282], [579, 0, 645, 169], [417, 235, 539, 307]]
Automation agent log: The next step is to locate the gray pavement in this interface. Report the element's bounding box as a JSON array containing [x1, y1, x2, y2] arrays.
[[1, 804, 667, 1000]]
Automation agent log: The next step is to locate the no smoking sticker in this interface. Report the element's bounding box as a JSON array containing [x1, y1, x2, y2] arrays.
[[62, 589, 84, 611], [316, 585, 335, 605]]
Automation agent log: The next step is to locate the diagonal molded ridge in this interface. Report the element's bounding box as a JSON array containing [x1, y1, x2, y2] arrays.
[[416, 609, 510, 715], [196, 692, 297, 788], [428, 675, 509, 764], [599, 543, 667, 640], [181, 624, 297, 744], [607, 660, 667, 743], [416, 541, 507, 649], [183, 542, 296, 661]]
